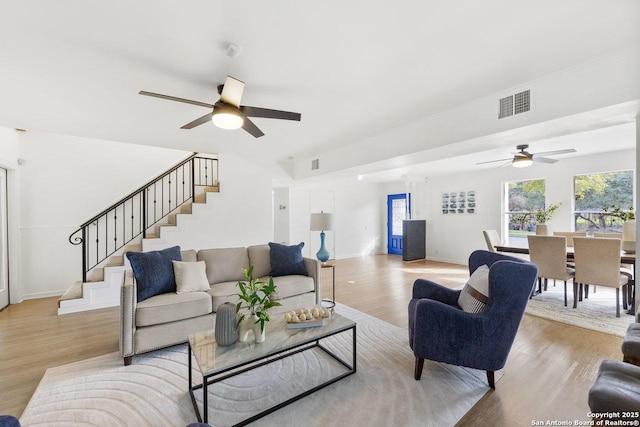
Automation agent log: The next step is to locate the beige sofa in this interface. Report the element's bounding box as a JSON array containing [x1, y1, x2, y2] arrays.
[[120, 244, 320, 365]]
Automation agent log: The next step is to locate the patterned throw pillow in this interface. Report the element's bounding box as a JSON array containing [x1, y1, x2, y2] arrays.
[[268, 242, 308, 277], [126, 246, 182, 302], [457, 264, 490, 313]]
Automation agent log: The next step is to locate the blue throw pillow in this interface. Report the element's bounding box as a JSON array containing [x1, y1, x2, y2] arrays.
[[269, 242, 308, 277], [126, 246, 182, 302]]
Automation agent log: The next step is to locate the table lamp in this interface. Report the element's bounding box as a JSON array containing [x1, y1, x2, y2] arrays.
[[310, 212, 334, 263]]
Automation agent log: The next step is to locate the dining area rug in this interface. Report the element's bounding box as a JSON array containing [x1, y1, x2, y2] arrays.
[[525, 283, 635, 337], [19, 304, 498, 426]]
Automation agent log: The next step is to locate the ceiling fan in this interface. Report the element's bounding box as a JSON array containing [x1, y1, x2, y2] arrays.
[[139, 75, 301, 138], [477, 144, 577, 168]]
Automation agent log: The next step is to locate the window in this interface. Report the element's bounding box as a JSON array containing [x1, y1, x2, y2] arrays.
[[505, 179, 546, 244], [574, 170, 634, 233]]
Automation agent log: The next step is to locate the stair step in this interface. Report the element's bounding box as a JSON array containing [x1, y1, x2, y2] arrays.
[[86, 268, 104, 282], [58, 281, 83, 307]]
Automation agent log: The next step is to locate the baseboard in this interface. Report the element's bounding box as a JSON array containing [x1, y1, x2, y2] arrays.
[[21, 290, 65, 300]]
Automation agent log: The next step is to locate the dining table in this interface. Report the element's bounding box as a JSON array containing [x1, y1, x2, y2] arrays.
[[494, 243, 636, 314]]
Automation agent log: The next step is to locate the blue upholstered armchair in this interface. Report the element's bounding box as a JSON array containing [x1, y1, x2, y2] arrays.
[[408, 250, 537, 388]]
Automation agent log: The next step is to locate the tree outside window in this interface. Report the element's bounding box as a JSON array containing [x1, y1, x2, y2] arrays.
[[574, 170, 634, 233], [506, 179, 545, 243]]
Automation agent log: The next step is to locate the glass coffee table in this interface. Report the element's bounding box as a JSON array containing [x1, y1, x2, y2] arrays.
[[188, 312, 357, 426]]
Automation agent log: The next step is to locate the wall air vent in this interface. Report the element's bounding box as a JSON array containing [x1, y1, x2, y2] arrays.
[[498, 96, 513, 119], [498, 89, 530, 119], [311, 159, 319, 170], [514, 90, 530, 115]]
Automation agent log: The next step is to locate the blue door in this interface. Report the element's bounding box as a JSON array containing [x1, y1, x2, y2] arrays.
[[387, 193, 411, 255]]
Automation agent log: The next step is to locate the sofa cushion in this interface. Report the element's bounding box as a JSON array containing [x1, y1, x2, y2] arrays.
[[198, 247, 250, 284], [127, 246, 182, 302], [135, 291, 212, 327], [269, 242, 308, 277], [173, 260, 211, 294], [248, 244, 271, 279], [457, 264, 490, 313], [259, 275, 315, 301], [207, 281, 241, 311], [181, 249, 197, 262]]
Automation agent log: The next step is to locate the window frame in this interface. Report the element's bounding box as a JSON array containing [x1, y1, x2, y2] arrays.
[[572, 169, 635, 234]]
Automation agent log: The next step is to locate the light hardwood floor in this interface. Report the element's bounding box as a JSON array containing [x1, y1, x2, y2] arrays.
[[0, 255, 625, 425]]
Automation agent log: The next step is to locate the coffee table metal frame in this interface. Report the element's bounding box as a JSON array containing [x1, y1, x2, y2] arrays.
[[188, 316, 357, 426]]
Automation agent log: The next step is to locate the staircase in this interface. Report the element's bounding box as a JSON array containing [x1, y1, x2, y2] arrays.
[[58, 154, 219, 315]]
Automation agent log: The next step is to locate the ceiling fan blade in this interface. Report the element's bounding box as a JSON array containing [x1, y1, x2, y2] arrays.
[[238, 112, 264, 138], [532, 148, 577, 157], [180, 112, 213, 129], [220, 76, 245, 108], [499, 161, 513, 168], [532, 156, 558, 164], [138, 91, 214, 108], [241, 106, 302, 121], [476, 157, 512, 165]]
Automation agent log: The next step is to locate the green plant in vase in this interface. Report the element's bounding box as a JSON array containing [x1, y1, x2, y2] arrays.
[[235, 266, 281, 342], [533, 202, 562, 224]]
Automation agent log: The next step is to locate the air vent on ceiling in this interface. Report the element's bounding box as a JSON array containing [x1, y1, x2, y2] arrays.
[[498, 90, 530, 119], [311, 159, 319, 170]]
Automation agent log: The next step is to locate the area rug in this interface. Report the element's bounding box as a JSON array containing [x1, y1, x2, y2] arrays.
[[20, 304, 497, 427], [525, 283, 635, 337]]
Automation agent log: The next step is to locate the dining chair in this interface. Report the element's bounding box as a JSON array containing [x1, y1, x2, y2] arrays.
[[527, 235, 575, 306], [552, 231, 587, 247], [483, 230, 501, 252], [593, 233, 635, 301], [573, 237, 629, 317], [594, 233, 623, 239]]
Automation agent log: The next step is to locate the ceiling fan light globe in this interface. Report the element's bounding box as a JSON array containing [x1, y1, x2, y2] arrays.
[[512, 157, 533, 168], [212, 111, 243, 129]]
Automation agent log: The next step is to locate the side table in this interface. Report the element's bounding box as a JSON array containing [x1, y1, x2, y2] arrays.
[[321, 263, 336, 311]]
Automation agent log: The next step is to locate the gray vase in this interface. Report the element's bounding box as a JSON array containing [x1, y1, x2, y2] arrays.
[[215, 302, 238, 346]]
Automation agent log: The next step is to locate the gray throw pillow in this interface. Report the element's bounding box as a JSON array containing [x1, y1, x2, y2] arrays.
[[457, 264, 490, 313], [268, 242, 308, 277], [126, 246, 182, 302]]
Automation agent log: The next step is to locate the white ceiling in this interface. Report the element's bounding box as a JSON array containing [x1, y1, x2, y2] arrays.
[[1, 1, 638, 182]]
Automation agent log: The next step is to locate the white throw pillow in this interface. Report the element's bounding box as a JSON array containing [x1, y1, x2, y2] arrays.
[[173, 260, 210, 294], [457, 264, 490, 313]]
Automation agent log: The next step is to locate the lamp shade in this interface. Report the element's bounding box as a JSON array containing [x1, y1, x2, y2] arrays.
[[512, 156, 533, 168], [212, 104, 244, 129], [310, 212, 334, 231]]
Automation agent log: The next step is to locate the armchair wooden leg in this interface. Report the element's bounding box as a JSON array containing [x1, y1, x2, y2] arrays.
[[414, 357, 424, 380], [486, 371, 495, 389], [124, 356, 132, 366]]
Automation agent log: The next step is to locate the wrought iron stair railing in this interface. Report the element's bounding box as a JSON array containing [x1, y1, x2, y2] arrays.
[[68, 153, 218, 282]]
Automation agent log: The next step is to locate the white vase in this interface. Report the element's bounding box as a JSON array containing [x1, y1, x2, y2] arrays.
[[238, 314, 266, 343], [622, 220, 636, 254], [535, 223, 549, 236], [252, 316, 266, 343]]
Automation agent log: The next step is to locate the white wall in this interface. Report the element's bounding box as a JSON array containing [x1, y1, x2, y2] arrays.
[[142, 152, 274, 252], [289, 179, 382, 260], [0, 128, 21, 303], [420, 149, 636, 265], [18, 131, 191, 299], [273, 188, 290, 244]]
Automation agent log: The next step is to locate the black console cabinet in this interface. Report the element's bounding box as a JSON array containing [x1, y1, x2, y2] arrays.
[[402, 220, 426, 261]]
